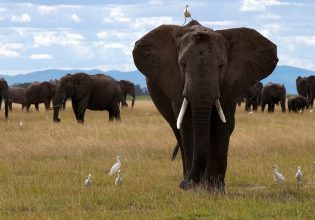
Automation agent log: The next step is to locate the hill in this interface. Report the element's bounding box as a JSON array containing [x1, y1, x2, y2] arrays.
[[1, 65, 315, 94]]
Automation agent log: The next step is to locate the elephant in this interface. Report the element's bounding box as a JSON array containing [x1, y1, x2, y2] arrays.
[[288, 95, 309, 113], [118, 80, 136, 108], [261, 83, 286, 113], [53, 73, 121, 123], [244, 81, 263, 112], [296, 75, 315, 108], [26, 81, 57, 111], [0, 78, 9, 118], [132, 20, 278, 191], [8, 87, 27, 111]]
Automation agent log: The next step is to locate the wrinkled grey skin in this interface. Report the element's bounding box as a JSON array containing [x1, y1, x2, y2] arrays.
[[0, 78, 9, 118], [288, 95, 309, 113], [53, 73, 121, 123], [26, 81, 56, 111], [261, 83, 286, 113], [8, 87, 27, 111], [296, 75, 315, 108], [245, 81, 263, 112], [133, 20, 278, 192]]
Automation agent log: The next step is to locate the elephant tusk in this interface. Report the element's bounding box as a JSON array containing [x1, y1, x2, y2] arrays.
[[176, 98, 188, 129], [215, 99, 226, 123]]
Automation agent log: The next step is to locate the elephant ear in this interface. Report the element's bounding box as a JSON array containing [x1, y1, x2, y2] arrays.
[[217, 28, 278, 96], [75, 74, 93, 100], [133, 24, 188, 101]]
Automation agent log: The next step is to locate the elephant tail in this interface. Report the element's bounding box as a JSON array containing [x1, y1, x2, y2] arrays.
[[172, 142, 180, 161]]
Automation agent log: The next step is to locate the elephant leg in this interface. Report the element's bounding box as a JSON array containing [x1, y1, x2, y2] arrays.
[[44, 99, 50, 111], [35, 103, 39, 112], [76, 100, 88, 123], [71, 99, 80, 121], [147, 79, 187, 178], [245, 101, 250, 111], [9, 102, 12, 111], [267, 103, 272, 112], [206, 104, 235, 192], [108, 110, 115, 121], [114, 105, 121, 121], [261, 102, 266, 112], [26, 103, 31, 112]]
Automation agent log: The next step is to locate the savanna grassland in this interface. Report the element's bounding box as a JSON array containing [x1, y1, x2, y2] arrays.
[[1, 100, 315, 219]]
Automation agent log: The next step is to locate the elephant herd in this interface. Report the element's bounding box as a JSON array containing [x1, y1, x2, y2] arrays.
[[1, 20, 314, 193], [0, 74, 136, 121], [238, 76, 314, 113]]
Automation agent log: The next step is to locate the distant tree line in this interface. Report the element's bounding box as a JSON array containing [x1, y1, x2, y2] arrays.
[[134, 84, 149, 96], [12, 82, 32, 88]]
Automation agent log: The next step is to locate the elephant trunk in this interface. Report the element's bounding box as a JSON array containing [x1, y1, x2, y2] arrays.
[[53, 106, 61, 123], [53, 87, 66, 123]]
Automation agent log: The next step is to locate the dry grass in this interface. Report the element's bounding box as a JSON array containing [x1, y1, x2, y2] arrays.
[[0, 100, 315, 219]]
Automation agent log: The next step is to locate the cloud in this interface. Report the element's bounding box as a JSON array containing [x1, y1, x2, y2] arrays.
[[29, 54, 53, 59], [103, 7, 131, 23], [96, 31, 108, 39], [70, 14, 80, 22], [33, 32, 85, 47], [240, 0, 289, 12], [37, 5, 57, 15], [258, 23, 280, 37], [0, 44, 21, 58], [11, 13, 31, 23], [295, 36, 315, 46], [130, 16, 173, 30], [201, 20, 235, 28], [280, 56, 315, 70], [0, 8, 6, 12]]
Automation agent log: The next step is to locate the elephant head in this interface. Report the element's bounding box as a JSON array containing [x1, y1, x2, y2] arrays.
[[53, 73, 93, 122], [133, 20, 278, 191], [296, 76, 308, 97], [0, 78, 9, 118], [119, 80, 136, 108]]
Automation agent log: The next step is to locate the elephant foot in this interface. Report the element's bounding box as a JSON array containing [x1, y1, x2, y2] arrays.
[[53, 118, 60, 123], [179, 179, 197, 190]]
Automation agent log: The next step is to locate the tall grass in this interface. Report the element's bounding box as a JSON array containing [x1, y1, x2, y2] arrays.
[[0, 101, 315, 219]]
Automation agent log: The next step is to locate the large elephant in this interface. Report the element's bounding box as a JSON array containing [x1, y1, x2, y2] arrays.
[[261, 83, 286, 113], [296, 75, 315, 108], [288, 95, 309, 113], [53, 73, 121, 123], [8, 87, 27, 111], [26, 81, 57, 111], [133, 20, 278, 191], [245, 81, 263, 112], [0, 78, 9, 118], [118, 80, 136, 108]]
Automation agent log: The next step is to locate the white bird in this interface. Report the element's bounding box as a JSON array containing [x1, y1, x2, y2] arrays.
[[310, 109, 313, 113], [183, 4, 192, 25], [115, 170, 123, 186], [295, 166, 303, 186], [19, 121, 23, 127], [84, 174, 92, 187], [273, 164, 285, 183], [109, 156, 121, 176]]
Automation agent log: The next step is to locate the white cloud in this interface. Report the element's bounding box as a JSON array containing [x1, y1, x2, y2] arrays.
[[96, 32, 108, 39], [201, 20, 235, 27], [149, 0, 164, 5], [11, 13, 31, 23], [0, 44, 21, 58], [103, 7, 131, 23], [130, 16, 173, 30], [37, 5, 57, 15], [0, 8, 6, 12], [70, 14, 80, 22], [240, 0, 288, 12], [280, 56, 315, 70], [258, 24, 280, 37], [33, 32, 85, 47], [29, 54, 53, 59], [295, 36, 315, 46]]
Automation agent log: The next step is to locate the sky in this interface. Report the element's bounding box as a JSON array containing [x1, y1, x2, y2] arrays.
[[0, 0, 315, 75]]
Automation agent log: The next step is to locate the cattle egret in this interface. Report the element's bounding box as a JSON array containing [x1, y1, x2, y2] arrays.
[[115, 170, 123, 186], [109, 156, 121, 176], [295, 166, 303, 186], [310, 109, 313, 113], [183, 4, 192, 25], [273, 164, 285, 183], [19, 121, 23, 127], [84, 174, 92, 187]]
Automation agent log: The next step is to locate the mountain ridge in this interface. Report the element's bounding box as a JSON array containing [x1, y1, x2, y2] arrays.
[[1, 65, 314, 94]]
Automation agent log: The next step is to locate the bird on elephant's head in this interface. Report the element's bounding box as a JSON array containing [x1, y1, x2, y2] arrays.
[[133, 20, 278, 192]]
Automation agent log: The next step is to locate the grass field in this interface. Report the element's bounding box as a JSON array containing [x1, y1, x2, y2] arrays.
[[1, 100, 315, 219]]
